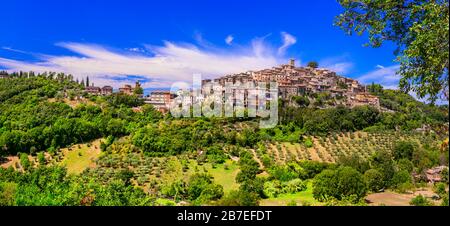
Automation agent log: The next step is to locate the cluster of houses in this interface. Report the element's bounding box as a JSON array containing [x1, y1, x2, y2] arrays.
[[82, 59, 380, 112], [202, 59, 380, 109]]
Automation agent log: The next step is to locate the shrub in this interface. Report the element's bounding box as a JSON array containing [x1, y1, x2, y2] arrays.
[[263, 180, 282, 198], [391, 170, 412, 189], [304, 138, 313, 148], [364, 169, 384, 192], [313, 166, 367, 202], [281, 179, 307, 194], [410, 195, 432, 206], [287, 200, 297, 206], [19, 153, 31, 170], [37, 152, 46, 165]]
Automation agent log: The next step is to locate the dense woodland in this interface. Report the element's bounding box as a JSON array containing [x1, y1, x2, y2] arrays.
[[0, 72, 448, 206]]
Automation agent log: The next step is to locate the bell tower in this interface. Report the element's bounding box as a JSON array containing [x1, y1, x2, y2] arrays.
[[289, 58, 295, 68]]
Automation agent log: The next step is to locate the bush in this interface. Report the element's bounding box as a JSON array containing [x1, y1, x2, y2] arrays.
[[287, 200, 297, 206], [37, 152, 46, 166], [364, 169, 384, 192], [410, 195, 432, 206], [263, 180, 282, 198], [393, 141, 416, 160], [19, 153, 31, 171], [304, 138, 313, 148], [268, 165, 299, 182], [313, 166, 367, 202], [187, 173, 223, 204], [217, 190, 260, 206], [391, 170, 412, 189], [281, 179, 307, 194]]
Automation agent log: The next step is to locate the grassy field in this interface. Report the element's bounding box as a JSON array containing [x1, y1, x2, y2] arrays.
[[207, 160, 240, 194], [260, 181, 321, 206], [60, 139, 102, 174]]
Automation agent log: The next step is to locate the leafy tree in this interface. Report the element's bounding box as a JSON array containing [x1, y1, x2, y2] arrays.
[[397, 158, 414, 173], [364, 169, 384, 192], [313, 166, 367, 202], [369, 149, 396, 187], [307, 61, 319, 68], [335, 0, 449, 103], [393, 141, 416, 160], [391, 170, 413, 189], [187, 173, 223, 204], [133, 86, 144, 95]]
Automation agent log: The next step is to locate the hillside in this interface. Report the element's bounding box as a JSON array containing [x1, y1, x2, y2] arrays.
[[0, 73, 448, 206]]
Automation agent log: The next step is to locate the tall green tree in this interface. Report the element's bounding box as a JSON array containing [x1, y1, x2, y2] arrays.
[[335, 0, 449, 103]]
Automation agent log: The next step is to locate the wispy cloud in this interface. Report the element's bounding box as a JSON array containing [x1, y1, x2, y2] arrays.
[[225, 35, 234, 45], [357, 65, 401, 89], [277, 32, 297, 55], [0, 37, 288, 88]]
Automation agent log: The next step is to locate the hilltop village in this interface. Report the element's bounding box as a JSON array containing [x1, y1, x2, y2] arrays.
[[79, 60, 380, 113]]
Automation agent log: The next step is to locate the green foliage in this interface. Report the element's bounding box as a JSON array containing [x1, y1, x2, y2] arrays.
[[37, 152, 46, 165], [19, 153, 30, 171], [313, 166, 367, 203], [0, 182, 17, 206], [335, 0, 449, 103], [104, 93, 144, 107], [292, 95, 310, 107], [364, 169, 384, 192], [187, 173, 224, 204], [410, 195, 432, 206], [307, 61, 319, 68], [391, 170, 413, 190], [0, 166, 151, 206], [0, 75, 161, 155], [393, 141, 416, 160], [217, 190, 260, 206], [268, 165, 299, 182], [397, 158, 414, 173], [263, 179, 307, 198], [337, 154, 370, 173], [369, 150, 396, 187], [304, 138, 313, 148]]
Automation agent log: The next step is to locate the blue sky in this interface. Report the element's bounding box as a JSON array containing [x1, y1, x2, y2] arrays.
[[0, 0, 401, 91]]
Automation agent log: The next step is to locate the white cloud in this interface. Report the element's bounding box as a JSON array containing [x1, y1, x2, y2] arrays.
[[277, 32, 297, 55], [0, 38, 285, 89], [357, 65, 401, 89], [319, 56, 354, 74], [225, 35, 234, 45]]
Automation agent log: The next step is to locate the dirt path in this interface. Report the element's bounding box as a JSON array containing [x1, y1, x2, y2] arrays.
[[0, 156, 19, 170], [366, 188, 439, 206]]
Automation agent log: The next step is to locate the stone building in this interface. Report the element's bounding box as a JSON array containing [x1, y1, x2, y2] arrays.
[[144, 90, 175, 113], [85, 86, 101, 95], [101, 86, 113, 95]]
